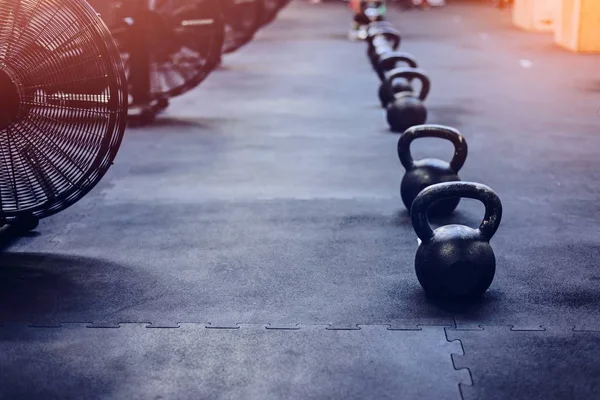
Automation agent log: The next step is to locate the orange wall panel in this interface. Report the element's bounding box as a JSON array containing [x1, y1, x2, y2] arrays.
[[579, 0, 600, 52], [555, 0, 600, 52], [513, 0, 557, 31]]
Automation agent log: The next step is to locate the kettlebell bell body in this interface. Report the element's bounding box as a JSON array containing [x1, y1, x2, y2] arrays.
[[387, 93, 427, 133], [401, 159, 461, 216], [411, 182, 502, 300], [384, 67, 430, 133], [397, 124, 468, 216], [379, 78, 412, 108], [416, 224, 496, 300]]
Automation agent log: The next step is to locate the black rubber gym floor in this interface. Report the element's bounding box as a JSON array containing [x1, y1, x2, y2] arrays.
[[1, 1, 600, 399]]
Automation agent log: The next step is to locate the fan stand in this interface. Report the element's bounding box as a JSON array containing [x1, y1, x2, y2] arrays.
[[6, 214, 39, 235], [127, 3, 156, 124], [126, 1, 171, 125]]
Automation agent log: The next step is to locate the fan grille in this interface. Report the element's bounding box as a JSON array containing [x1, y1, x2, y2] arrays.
[[222, 0, 261, 54], [101, 0, 225, 100], [259, 0, 284, 26], [0, 0, 127, 221]]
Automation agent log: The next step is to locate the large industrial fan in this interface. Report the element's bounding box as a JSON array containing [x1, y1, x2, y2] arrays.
[[221, 0, 262, 54], [0, 0, 127, 232], [91, 0, 225, 123], [258, 0, 289, 27]]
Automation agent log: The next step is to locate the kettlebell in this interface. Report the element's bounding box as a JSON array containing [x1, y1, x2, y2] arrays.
[[366, 21, 394, 40], [376, 52, 418, 108], [366, 22, 398, 43], [398, 124, 467, 216], [366, 21, 394, 35], [366, 27, 401, 69], [376, 51, 418, 80], [411, 181, 503, 300], [385, 67, 430, 133]]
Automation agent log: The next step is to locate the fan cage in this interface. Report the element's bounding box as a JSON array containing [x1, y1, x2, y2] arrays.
[[222, 0, 261, 54], [98, 0, 225, 102], [0, 0, 127, 221], [259, 0, 285, 27]]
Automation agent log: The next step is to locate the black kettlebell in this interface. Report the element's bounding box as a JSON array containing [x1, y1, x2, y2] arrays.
[[377, 52, 418, 108], [398, 124, 468, 216], [366, 27, 401, 70], [385, 68, 430, 133], [411, 181, 502, 300], [376, 51, 417, 80], [366, 21, 394, 36], [366, 24, 400, 47]]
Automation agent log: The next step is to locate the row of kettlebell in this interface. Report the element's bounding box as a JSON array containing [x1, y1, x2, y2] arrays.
[[361, 18, 504, 301], [398, 124, 503, 301], [364, 21, 430, 133]]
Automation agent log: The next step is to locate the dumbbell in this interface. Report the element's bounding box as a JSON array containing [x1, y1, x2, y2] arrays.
[[366, 24, 401, 72], [385, 67, 430, 133], [376, 51, 418, 108]]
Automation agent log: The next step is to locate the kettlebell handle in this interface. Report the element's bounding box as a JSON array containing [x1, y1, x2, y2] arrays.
[[411, 181, 503, 242], [378, 52, 418, 74], [367, 27, 401, 50], [397, 124, 468, 172], [384, 67, 430, 101]]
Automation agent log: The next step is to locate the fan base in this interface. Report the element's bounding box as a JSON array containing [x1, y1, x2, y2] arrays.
[[7, 214, 39, 235]]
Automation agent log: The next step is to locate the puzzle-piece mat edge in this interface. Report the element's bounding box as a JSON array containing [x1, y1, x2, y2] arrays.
[[445, 325, 600, 400]]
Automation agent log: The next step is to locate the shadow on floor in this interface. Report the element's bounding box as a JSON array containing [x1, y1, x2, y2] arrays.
[[428, 103, 478, 130], [0, 225, 39, 252], [126, 116, 240, 132], [580, 80, 600, 94], [0, 252, 156, 324]]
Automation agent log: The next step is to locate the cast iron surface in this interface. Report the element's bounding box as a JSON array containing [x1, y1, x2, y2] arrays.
[[377, 51, 418, 81], [377, 52, 419, 107], [411, 182, 502, 299], [385, 67, 430, 132], [398, 124, 467, 215], [0, 0, 127, 222], [367, 28, 401, 71]]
